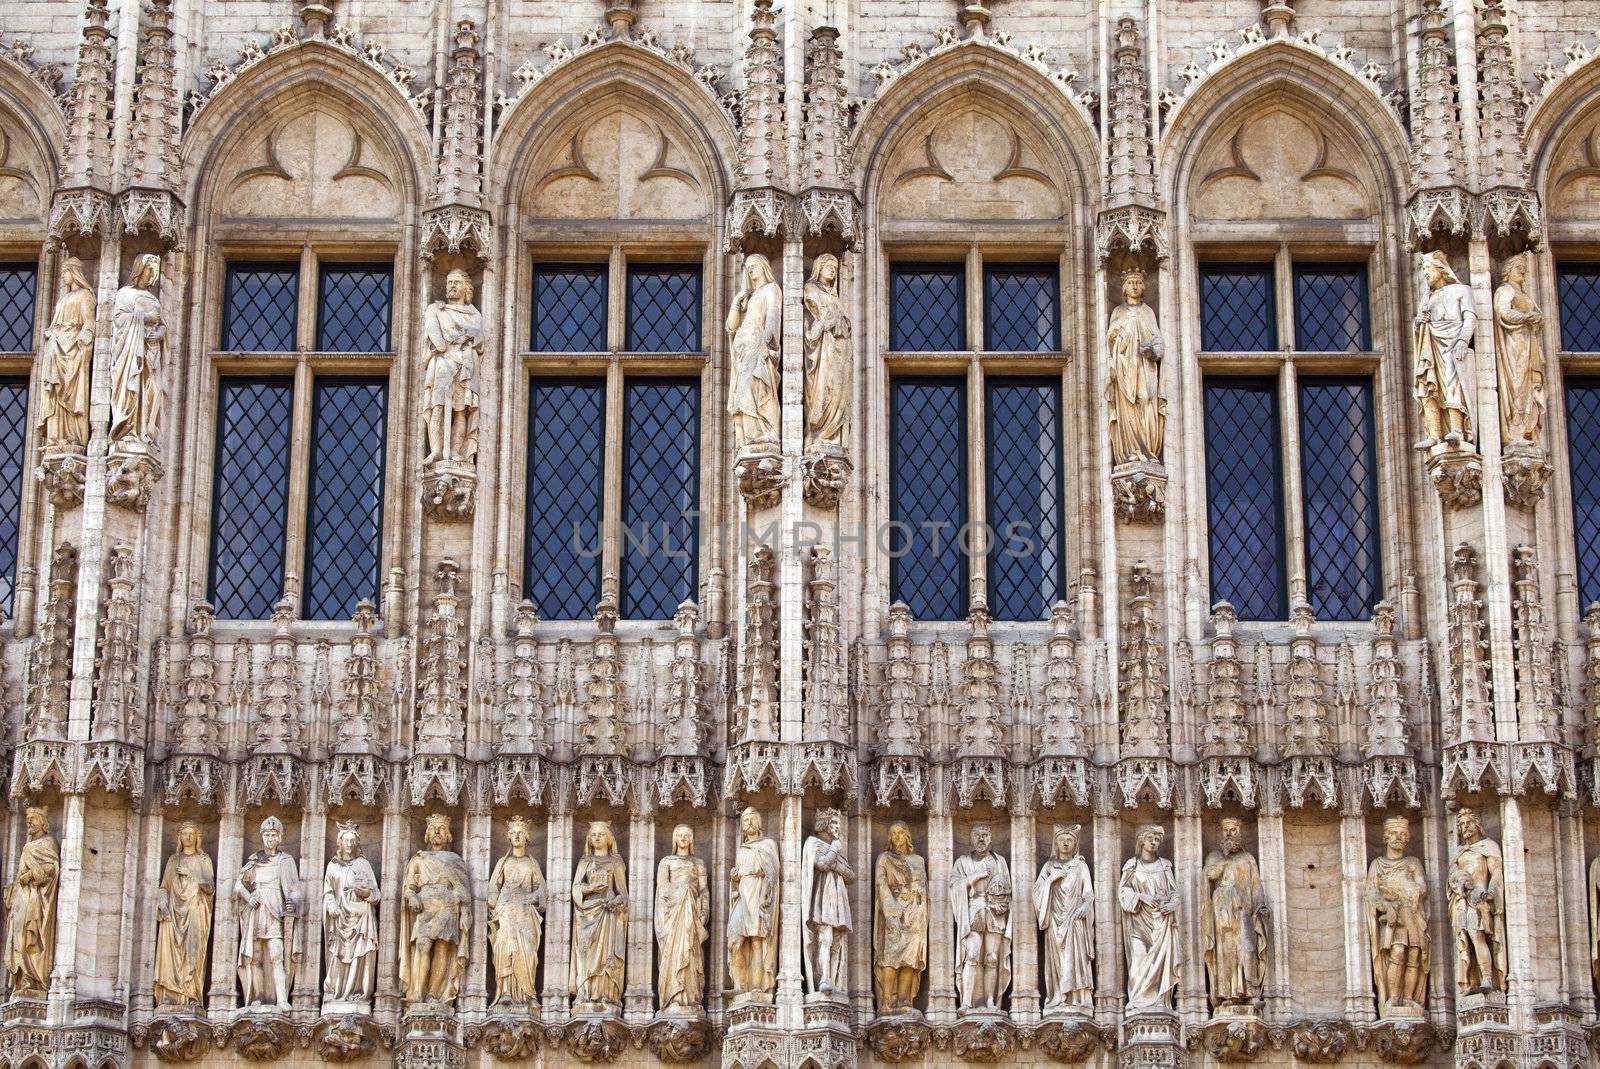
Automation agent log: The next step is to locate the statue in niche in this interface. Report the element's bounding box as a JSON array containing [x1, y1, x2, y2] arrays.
[[1412, 251, 1477, 451], [1034, 823, 1094, 1012], [654, 823, 709, 1013], [950, 823, 1013, 1012], [726, 252, 783, 455], [1367, 815, 1429, 1017], [109, 253, 166, 451], [570, 821, 627, 1012], [153, 821, 215, 1008], [873, 821, 927, 1016], [235, 816, 302, 1010], [801, 807, 855, 997], [37, 257, 94, 450], [1201, 816, 1269, 1014], [1493, 251, 1547, 447], [3, 806, 59, 995], [728, 806, 780, 1001], [399, 813, 471, 1006], [422, 268, 483, 469], [1120, 824, 1180, 1012], [803, 252, 851, 452], [1105, 266, 1165, 466], [322, 821, 379, 1012], [1448, 807, 1505, 996], [488, 815, 546, 1006]]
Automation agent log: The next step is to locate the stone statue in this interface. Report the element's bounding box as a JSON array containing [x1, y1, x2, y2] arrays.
[[570, 821, 627, 1012], [1494, 251, 1546, 446], [1448, 807, 1505, 996], [109, 253, 166, 449], [1120, 824, 1180, 1012], [1412, 251, 1477, 451], [654, 823, 709, 1013], [1105, 266, 1166, 465], [153, 821, 215, 1008], [1201, 816, 1269, 1013], [728, 806, 780, 1001], [726, 252, 783, 454], [950, 823, 1013, 1011], [322, 821, 379, 1013], [1590, 855, 1600, 995], [873, 821, 927, 1015], [1367, 815, 1429, 1017], [3, 806, 59, 995], [235, 816, 302, 1010], [803, 253, 851, 451], [422, 268, 483, 468], [488, 815, 546, 1006], [37, 257, 94, 449], [1034, 823, 1094, 1012], [399, 813, 471, 1006], [801, 807, 855, 997]]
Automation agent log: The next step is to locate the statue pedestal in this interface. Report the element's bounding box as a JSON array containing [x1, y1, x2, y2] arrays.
[[1120, 1009, 1182, 1069], [227, 1010, 297, 1060], [1501, 440, 1552, 508], [397, 1007, 463, 1069], [106, 442, 163, 512], [422, 460, 476, 520], [864, 1011, 930, 1062], [1423, 445, 1482, 508], [561, 1010, 628, 1062], [1454, 990, 1516, 1069], [37, 448, 87, 507], [1200, 1010, 1268, 1062], [644, 1013, 713, 1062], [1035, 1009, 1104, 1063], [948, 1009, 1020, 1061], [733, 444, 784, 511], [1111, 459, 1166, 523], [802, 445, 851, 508], [314, 1012, 383, 1062]]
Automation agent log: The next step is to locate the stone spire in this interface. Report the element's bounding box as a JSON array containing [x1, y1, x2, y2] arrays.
[[1510, 545, 1556, 743], [171, 603, 220, 755], [1475, 0, 1525, 188], [798, 24, 857, 245], [497, 600, 546, 754], [91, 545, 140, 741], [50, 0, 114, 240], [122, 0, 183, 241], [1200, 602, 1251, 758], [1406, 0, 1466, 247], [416, 560, 467, 754], [1038, 601, 1086, 758], [804, 546, 849, 744], [727, 0, 788, 247], [335, 601, 382, 753], [1363, 602, 1411, 757], [24, 544, 77, 741], [422, 19, 492, 260], [876, 602, 925, 758], [956, 596, 1005, 757], [660, 600, 705, 757], [1281, 599, 1333, 757], [1118, 562, 1169, 758], [250, 598, 304, 755], [1106, 18, 1156, 207], [577, 577, 627, 756], [1445, 544, 1494, 744], [733, 545, 779, 744]]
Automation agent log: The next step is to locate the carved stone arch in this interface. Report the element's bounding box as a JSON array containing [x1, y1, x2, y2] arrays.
[[0, 64, 66, 226], [1527, 62, 1600, 224]]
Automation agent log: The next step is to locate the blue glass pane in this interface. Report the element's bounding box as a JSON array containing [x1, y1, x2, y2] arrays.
[[317, 265, 392, 352], [1299, 380, 1380, 620], [622, 380, 699, 619], [627, 266, 701, 352], [305, 380, 387, 621], [891, 265, 964, 351], [0, 381, 28, 613], [1560, 266, 1600, 353], [210, 380, 293, 619], [1568, 382, 1600, 607], [985, 266, 1058, 352], [987, 380, 1062, 620], [0, 266, 37, 352], [1205, 380, 1285, 620], [891, 379, 967, 620], [1200, 265, 1276, 352], [533, 265, 607, 352], [222, 264, 299, 351], [1295, 265, 1369, 352], [526, 380, 605, 620]]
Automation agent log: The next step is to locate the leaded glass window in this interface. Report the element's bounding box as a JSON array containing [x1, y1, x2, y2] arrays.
[[209, 380, 294, 619], [890, 379, 967, 620], [1299, 379, 1380, 620], [891, 265, 965, 352], [526, 380, 606, 620], [1294, 265, 1370, 352], [304, 380, 387, 621], [1560, 266, 1600, 353], [222, 264, 299, 351], [984, 266, 1059, 352], [621, 380, 699, 619], [0, 266, 36, 353], [533, 265, 607, 352], [1200, 265, 1276, 352], [986, 379, 1063, 620], [0, 381, 28, 613], [1205, 380, 1285, 620], [317, 265, 393, 352], [1568, 382, 1600, 607], [627, 266, 701, 353]]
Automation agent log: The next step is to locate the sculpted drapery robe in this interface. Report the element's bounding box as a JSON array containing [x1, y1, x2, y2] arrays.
[[654, 853, 709, 1011], [571, 851, 628, 1006], [1105, 297, 1165, 464], [801, 833, 854, 991], [422, 298, 483, 462], [726, 272, 784, 451], [949, 851, 1013, 1006], [728, 834, 781, 993], [1034, 855, 1094, 1009], [1120, 855, 1180, 1010], [1413, 277, 1477, 441], [322, 853, 379, 1005], [108, 277, 164, 446], [1366, 853, 1429, 1008], [1494, 278, 1546, 445], [873, 850, 927, 977], [399, 846, 472, 1004], [1201, 848, 1269, 1006], [1448, 837, 1506, 989], [37, 269, 94, 448], [236, 849, 301, 1004], [488, 853, 546, 1004], [803, 267, 851, 449], [4, 832, 59, 993], [153, 848, 215, 1007]]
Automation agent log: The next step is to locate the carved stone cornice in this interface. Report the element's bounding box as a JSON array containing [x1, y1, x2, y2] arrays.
[[1404, 187, 1470, 252], [1096, 207, 1169, 264]]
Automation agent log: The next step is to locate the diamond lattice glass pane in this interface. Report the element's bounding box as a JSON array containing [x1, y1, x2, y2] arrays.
[[533, 266, 607, 352], [1200, 265, 1276, 352], [317, 265, 393, 352], [222, 264, 299, 351], [0, 381, 29, 613], [1205, 380, 1286, 620], [1560, 266, 1600, 353], [209, 380, 293, 619], [622, 380, 699, 619], [0, 266, 37, 353], [891, 265, 965, 351], [305, 380, 387, 621], [1295, 265, 1370, 352], [1299, 379, 1380, 620], [1568, 382, 1600, 607], [627, 266, 701, 352], [987, 380, 1063, 620], [526, 380, 605, 620], [891, 379, 968, 620], [985, 266, 1059, 352]]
